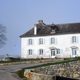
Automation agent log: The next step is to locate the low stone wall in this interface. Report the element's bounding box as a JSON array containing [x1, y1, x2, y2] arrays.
[[0, 58, 63, 66], [24, 71, 53, 80], [24, 60, 80, 80]]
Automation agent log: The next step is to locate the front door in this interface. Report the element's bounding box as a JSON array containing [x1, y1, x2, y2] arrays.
[[51, 49, 56, 58], [72, 48, 77, 57]]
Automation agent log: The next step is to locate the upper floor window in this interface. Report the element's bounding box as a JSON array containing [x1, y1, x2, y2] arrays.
[[72, 36, 76, 43], [39, 49, 43, 55], [51, 38, 55, 44], [28, 39, 33, 45], [28, 49, 33, 55], [39, 38, 43, 44]]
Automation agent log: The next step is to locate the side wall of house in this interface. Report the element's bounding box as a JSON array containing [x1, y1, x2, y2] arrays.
[[21, 33, 80, 59]]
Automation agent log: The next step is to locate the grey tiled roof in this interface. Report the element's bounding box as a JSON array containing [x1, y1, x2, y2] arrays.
[[20, 21, 80, 37]]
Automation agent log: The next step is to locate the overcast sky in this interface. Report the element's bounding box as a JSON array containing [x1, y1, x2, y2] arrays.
[[0, 0, 80, 57]]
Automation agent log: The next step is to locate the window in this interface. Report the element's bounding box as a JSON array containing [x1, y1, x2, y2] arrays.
[[51, 38, 55, 44], [72, 48, 77, 55], [51, 30, 56, 34], [39, 38, 43, 44], [39, 49, 43, 55], [28, 49, 32, 55], [28, 39, 33, 45], [72, 36, 76, 43], [57, 49, 60, 54]]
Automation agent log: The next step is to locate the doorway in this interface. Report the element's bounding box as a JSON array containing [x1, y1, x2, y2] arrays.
[[51, 49, 56, 58]]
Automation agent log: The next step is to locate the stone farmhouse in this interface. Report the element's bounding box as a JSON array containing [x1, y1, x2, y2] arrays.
[[20, 20, 80, 59]]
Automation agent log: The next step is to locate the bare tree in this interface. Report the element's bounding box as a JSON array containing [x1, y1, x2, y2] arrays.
[[0, 24, 7, 48]]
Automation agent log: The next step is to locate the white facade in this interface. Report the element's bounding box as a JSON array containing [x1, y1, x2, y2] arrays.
[[21, 33, 80, 59]]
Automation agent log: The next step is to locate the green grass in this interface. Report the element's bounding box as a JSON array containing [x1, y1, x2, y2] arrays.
[[0, 58, 44, 63], [16, 69, 28, 80], [16, 69, 24, 78]]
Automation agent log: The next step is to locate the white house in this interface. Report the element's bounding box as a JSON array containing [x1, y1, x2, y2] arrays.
[[20, 20, 80, 59]]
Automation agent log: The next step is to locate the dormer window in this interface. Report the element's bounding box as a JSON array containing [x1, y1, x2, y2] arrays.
[[51, 30, 56, 34], [50, 25, 59, 34]]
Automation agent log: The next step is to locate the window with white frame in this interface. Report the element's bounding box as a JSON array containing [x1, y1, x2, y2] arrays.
[[39, 49, 43, 55], [28, 39, 33, 45], [28, 49, 33, 55], [57, 49, 60, 54], [51, 38, 55, 44], [72, 36, 77, 43], [39, 38, 43, 44]]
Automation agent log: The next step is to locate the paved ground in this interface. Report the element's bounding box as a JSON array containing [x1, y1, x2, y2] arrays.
[[0, 63, 42, 80], [0, 70, 22, 80], [0, 59, 60, 80]]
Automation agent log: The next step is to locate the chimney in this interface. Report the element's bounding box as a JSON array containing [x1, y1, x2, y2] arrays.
[[34, 20, 44, 35], [38, 20, 43, 24], [34, 24, 37, 35]]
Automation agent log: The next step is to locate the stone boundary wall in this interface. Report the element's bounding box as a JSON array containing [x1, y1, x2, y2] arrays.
[[24, 60, 80, 80]]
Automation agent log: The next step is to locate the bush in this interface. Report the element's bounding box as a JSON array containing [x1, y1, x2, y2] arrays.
[[16, 69, 24, 78], [16, 69, 28, 80]]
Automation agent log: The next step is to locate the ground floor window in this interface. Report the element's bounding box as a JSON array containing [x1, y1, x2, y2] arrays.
[[39, 49, 43, 55], [57, 49, 60, 54], [28, 49, 33, 55]]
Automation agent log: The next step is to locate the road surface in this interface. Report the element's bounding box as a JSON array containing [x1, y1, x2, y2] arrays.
[[0, 63, 42, 80]]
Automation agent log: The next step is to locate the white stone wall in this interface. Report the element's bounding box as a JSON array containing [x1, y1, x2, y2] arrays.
[[21, 33, 80, 59]]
